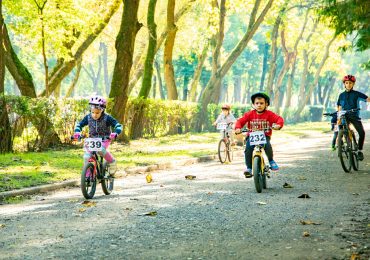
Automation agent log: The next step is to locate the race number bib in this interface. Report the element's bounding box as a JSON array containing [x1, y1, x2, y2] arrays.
[[84, 138, 103, 151], [249, 131, 266, 145], [217, 123, 227, 130]]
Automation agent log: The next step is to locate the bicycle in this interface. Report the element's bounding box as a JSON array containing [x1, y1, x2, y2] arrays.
[[324, 108, 360, 172], [238, 127, 273, 193], [72, 135, 115, 199], [216, 122, 234, 163]]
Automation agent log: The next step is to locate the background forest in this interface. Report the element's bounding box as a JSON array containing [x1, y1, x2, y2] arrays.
[[0, 0, 369, 152]]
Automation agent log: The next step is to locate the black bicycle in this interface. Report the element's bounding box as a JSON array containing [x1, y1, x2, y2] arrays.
[[324, 109, 360, 172], [72, 136, 115, 199]]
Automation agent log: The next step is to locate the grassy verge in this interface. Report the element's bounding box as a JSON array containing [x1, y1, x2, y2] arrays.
[[0, 122, 332, 193]]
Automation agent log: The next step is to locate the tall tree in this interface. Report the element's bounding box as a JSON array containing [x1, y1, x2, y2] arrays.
[[127, 1, 196, 93], [130, 0, 158, 139], [189, 42, 209, 102], [109, 0, 142, 141], [164, 0, 178, 100], [197, 0, 274, 131], [0, 0, 12, 153]]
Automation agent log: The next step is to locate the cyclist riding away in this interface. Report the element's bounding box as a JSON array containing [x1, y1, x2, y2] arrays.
[[337, 74, 370, 161], [234, 93, 284, 178], [74, 95, 122, 176]]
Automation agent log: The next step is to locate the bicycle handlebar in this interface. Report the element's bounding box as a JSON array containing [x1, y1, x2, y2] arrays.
[[71, 135, 112, 141], [323, 108, 360, 117]]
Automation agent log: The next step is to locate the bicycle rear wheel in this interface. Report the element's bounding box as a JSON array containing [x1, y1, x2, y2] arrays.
[[101, 162, 114, 195], [218, 139, 228, 163], [351, 132, 359, 171], [253, 156, 263, 193], [337, 130, 352, 172], [81, 163, 97, 199]]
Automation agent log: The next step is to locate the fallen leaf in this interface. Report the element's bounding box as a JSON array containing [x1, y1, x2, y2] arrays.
[[283, 182, 293, 188], [352, 193, 360, 196], [0, 224, 5, 228], [139, 211, 157, 216], [78, 208, 86, 212], [160, 185, 164, 187], [185, 175, 196, 180], [300, 220, 321, 225], [81, 201, 97, 207], [303, 231, 310, 237], [68, 199, 79, 203], [207, 192, 213, 195], [58, 234, 64, 238], [350, 253, 360, 260], [298, 193, 311, 199], [146, 173, 153, 183], [298, 176, 307, 181], [124, 208, 133, 211], [257, 201, 267, 205]]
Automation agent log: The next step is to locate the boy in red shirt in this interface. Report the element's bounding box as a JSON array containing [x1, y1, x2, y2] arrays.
[[235, 93, 284, 178]]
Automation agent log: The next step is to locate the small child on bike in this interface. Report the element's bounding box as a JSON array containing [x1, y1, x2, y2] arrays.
[[74, 95, 122, 175], [337, 74, 370, 161], [234, 93, 284, 178], [213, 104, 236, 143]]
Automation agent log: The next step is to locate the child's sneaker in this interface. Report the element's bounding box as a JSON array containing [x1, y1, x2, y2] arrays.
[[331, 145, 336, 151], [243, 167, 252, 178], [269, 160, 279, 171], [358, 151, 364, 161]]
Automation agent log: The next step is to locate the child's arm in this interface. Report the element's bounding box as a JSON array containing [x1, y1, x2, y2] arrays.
[[213, 114, 221, 126], [269, 112, 284, 129], [107, 115, 123, 135], [74, 115, 89, 133], [234, 112, 250, 133]]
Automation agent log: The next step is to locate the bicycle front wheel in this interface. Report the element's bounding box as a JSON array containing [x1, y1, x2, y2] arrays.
[[351, 132, 359, 171], [101, 162, 114, 195], [337, 130, 352, 173], [81, 163, 97, 199], [218, 139, 228, 163], [253, 156, 263, 193]]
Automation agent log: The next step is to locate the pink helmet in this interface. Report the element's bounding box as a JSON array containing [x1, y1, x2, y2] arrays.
[[342, 74, 356, 83], [89, 95, 107, 109]]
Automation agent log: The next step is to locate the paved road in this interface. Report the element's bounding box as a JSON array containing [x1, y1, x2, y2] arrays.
[[0, 124, 369, 259]]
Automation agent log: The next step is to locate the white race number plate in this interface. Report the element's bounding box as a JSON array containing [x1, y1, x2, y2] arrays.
[[217, 123, 227, 130], [84, 138, 103, 151], [249, 131, 266, 145]]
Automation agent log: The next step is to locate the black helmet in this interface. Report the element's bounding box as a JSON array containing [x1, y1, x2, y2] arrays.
[[251, 92, 270, 105]]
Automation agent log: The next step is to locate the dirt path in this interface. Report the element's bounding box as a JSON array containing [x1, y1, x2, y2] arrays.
[[0, 123, 369, 260]]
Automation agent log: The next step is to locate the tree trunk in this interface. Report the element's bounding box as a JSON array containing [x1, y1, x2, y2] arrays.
[[164, 0, 178, 100], [189, 42, 209, 102], [152, 75, 157, 98], [182, 74, 190, 101], [0, 0, 12, 153], [155, 60, 165, 99], [284, 55, 296, 108], [294, 35, 336, 120], [233, 75, 241, 103], [65, 58, 82, 97], [265, 1, 287, 98], [109, 0, 142, 142], [43, 0, 121, 97], [259, 43, 269, 91], [100, 42, 110, 96], [197, 0, 273, 131], [130, 0, 157, 139], [127, 1, 196, 93]]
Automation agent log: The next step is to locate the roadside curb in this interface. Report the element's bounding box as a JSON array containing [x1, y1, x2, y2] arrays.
[[0, 155, 217, 201]]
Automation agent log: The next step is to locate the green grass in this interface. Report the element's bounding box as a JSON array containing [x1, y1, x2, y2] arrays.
[[0, 121, 332, 193]]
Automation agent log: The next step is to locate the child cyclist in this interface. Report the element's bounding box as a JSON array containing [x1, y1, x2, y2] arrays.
[[234, 93, 284, 178], [337, 74, 370, 161], [213, 104, 236, 142], [74, 95, 122, 176]]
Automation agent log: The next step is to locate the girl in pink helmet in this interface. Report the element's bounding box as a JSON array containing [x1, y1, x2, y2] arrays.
[[74, 95, 122, 175]]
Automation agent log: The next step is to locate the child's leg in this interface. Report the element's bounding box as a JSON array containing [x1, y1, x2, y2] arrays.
[[264, 137, 273, 161], [332, 131, 338, 147], [99, 140, 115, 163], [244, 138, 254, 169]]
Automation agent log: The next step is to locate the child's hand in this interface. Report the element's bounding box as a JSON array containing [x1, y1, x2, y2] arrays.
[[234, 128, 241, 134], [73, 132, 81, 140], [110, 133, 118, 140], [272, 124, 281, 130]]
